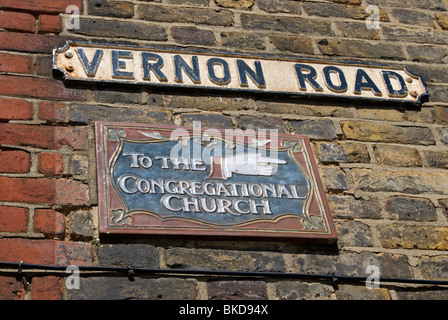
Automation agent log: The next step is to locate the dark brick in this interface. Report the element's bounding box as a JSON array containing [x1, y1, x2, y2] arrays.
[[382, 25, 448, 45], [221, 32, 266, 50], [165, 247, 285, 272], [318, 142, 370, 164], [238, 115, 285, 132], [208, 280, 267, 300], [138, 4, 234, 26], [303, 2, 383, 20], [172, 27, 216, 46], [93, 89, 142, 105], [275, 280, 333, 300], [390, 8, 435, 27], [73, 18, 167, 41], [422, 150, 448, 168], [321, 166, 349, 191], [69, 105, 171, 124], [88, 0, 134, 18], [240, 14, 332, 35], [70, 210, 93, 241], [183, 113, 232, 129], [385, 196, 437, 221], [293, 252, 412, 279], [417, 256, 448, 280], [351, 169, 448, 195], [335, 221, 373, 247], [68, 277, 198, 300], [290, 120, 338, 140], [98, 243, 159, 268], [365, 0, 447, 11], [257, 0, 301, 14], [334, 21, 380, 40], [318, 38, 406, 60]]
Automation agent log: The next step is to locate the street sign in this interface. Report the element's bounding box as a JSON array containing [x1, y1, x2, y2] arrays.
[[54, 42, 428, 104], [95, 122, 337, 241]]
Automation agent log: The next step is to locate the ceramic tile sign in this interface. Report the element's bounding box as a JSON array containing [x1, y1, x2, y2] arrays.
[[54, 42, 428, 104], [95, 122, 337, 241]]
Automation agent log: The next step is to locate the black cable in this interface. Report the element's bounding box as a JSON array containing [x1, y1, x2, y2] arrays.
[[0, 261, 447, 286]]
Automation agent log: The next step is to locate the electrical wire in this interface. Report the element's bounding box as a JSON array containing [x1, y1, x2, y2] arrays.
[[1, 261, 448, 287]]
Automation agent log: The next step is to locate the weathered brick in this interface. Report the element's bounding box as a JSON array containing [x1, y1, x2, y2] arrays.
[[34, 209, 66, 236], [377, 224, 448, 250], [0, 32, 77, 54], [417, 256, 448, 280], [0, 124, 87, 150], [88, 0, 134, 18], [31, 276, 63, 300], [336, 285, 391, 300], [389, 8, 435, 27], [290, 120, 338, 140], [334, 21, 380, 40], [374, 145, 422, 167], [183, 113, 232, 129], [258, 0, 301, 14], [382, 25, 448, 45], [172, 27, 216, 46], [269, 34, 314, 55], [318, 142, 370, 164], [365, 0, 447, 11], [433, 107, 448, 125], [38, 152, 64, 176], [422, 150, 448, 168], [351, 168, 448, 195], [394, 287, 448, 300], [437, 127, 448, 145], [0, 206, 28, 233], [341, 121, 435, 145], [0, 53, 34, 75], [240, 14, 332, 35], [293, 252, 412, 278], [70, 155, 89, 176], [275, 280, 333, 300], [70, 104, 170, 125], [327, 195, 381, 219], [93, 89, 142, 105], [0, 75, 86, 100], [0, 238, 91, 266], [221, 32, 266, 50], [0, 10, 35, 32], [0, 276, 25, 300], [439, 199, 448, 220], [238, 115, 285, 132], [165, 247, 285, 272], [0, 150, 30, 173], [37, 14, 62, 34], [70, 210, 93, 241], [0, 0, 84, 14], [385, 196, 437, 221], [335, 221, 373, 247], [318, 38, 406, 60], [166, 0, 207, 5], [68, 277, 198, 300], [98, 243, 159, 268], [0, 177, 89, 206], [215, 0, 254, 9], [138, 4, 234, 26], [73, 18, 167, 41], [303, 2, 387, 20], [320, 166, 349, 191], [208, 280, 267, 300], [38, 101, 66, 122]]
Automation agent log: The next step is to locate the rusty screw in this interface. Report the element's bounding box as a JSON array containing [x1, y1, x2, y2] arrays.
[[66, 64, 74, 72]]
